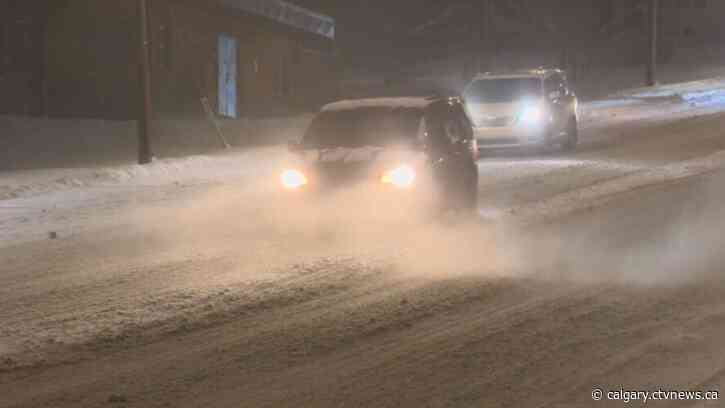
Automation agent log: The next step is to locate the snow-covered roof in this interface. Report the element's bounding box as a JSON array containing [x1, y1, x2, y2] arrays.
[[321, 97, 438, 112], [219, 0, 335, 39], [472, 69, 564, 80]]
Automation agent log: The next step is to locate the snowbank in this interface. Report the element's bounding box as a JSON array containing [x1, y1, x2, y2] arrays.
[[0, 147, 287, 201], [0, 111, 315, 200], [0, 114, 313, 172], [615, 77, 725, 109]]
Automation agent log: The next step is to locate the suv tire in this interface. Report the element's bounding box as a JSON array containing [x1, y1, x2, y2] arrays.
[[462, 159, 479, 210]]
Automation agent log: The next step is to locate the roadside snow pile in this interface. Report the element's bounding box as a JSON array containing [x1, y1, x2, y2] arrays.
[[0, 111, 315, 200], [508, 149, 725, 225], [577, 76, 725, 126], [615, 76, 725, 108], [0, 113, 314, 172], [0, 147, 287, 201], [90, 155, 219, 183]]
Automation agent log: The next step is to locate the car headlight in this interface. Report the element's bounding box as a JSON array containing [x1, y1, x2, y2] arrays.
[[280, 169, 308, 189], [519, 105, 544, 125], [381, 165, 416, 189]]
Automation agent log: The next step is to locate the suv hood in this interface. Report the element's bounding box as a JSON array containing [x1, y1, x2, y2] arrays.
[[300, 146, 424, 166]]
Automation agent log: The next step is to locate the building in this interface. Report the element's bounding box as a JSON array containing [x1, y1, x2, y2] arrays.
[[0, 0, 339, 119]]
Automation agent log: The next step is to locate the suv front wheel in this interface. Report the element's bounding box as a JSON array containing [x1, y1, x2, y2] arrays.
[[452, 158, 479, 211]]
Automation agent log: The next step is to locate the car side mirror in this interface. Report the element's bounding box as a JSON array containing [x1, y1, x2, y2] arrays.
[[288, 140, 302, 153]]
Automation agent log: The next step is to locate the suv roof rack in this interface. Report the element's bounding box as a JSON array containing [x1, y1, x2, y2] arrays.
[[474, 67, 565, 79]]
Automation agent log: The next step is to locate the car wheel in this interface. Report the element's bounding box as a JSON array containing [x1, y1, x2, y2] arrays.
[[561, 117, 578, 152], [448, 159, 478, 212], [434, 156, 479, 213]]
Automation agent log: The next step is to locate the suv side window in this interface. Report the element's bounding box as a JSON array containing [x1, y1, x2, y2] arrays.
[[545, 74, 566, 99], [557, 73, 570, 96], [443, 116, 465, 144], [423, 109, 445, 152], [450, 104, 473, 142], [425, 105, 458, 152], [416, 116, 430, 148]]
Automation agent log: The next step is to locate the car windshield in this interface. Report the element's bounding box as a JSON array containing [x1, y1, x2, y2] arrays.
[[303, 108, 423, 149], [464, 78, 542, 103]]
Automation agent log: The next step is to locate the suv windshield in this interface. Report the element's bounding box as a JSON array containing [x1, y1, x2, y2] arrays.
[[464, 78, 542, 103], [303, 108, 423, 148]]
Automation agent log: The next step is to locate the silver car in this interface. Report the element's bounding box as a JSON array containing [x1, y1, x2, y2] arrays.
[[463, 69, 579, 151]]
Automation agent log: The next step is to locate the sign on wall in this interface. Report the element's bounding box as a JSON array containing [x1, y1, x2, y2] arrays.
[[218, 34, 238, 118]]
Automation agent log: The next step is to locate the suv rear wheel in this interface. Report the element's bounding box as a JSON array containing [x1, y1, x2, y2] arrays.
[[435, 158, 479, 212], [452, 158, 479, 211], [463, 159, 479, 210]]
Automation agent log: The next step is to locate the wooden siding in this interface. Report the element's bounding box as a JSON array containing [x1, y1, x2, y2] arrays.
[[0, 1, 52, 116], [0, 0, 339, 120], [45, 0, 137, 119]]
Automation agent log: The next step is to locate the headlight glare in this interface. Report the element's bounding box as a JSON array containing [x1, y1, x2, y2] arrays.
[[281, 169, 308, 189], [519, 105, 544, 124], [381, 165, 416, 188]]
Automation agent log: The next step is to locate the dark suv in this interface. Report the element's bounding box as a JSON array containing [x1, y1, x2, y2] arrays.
[[283, 96, 479, 211]]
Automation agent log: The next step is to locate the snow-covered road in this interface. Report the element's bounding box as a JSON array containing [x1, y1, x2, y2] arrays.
[[2, 78, 725, 407]]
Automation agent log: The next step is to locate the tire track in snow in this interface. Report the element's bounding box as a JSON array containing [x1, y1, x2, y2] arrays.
[[494, 149, 725, 225]]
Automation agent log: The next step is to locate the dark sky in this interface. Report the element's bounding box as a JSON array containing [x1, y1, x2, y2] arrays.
[[289, 1, 724, 75], [291, 0, 446, 67]]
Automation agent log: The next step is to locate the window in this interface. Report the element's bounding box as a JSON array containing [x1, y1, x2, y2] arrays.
[[303, 108, 423, 148], [444, 118, 465, 144], [464, 78, 543, 103], [417, 117, 429, 145], [450, 106, 473, 142], [545, 74, 566, 98]]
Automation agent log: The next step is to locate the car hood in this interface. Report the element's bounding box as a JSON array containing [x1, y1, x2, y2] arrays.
[[299, 146, 425, 167]]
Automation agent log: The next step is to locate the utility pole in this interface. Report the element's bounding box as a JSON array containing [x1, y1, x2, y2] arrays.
[[137, 0, 153, 164], [646, 0, 659, 87]]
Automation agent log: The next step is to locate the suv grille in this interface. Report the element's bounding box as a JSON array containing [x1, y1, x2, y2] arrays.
[[478, 116, 515, 127], [316, 162, 372, 186]]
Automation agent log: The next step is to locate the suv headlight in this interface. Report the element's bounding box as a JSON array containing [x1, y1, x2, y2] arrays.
[[519, 105, 545, 125], [381, 165, 416, 189], [280, 169, 308, 189]]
